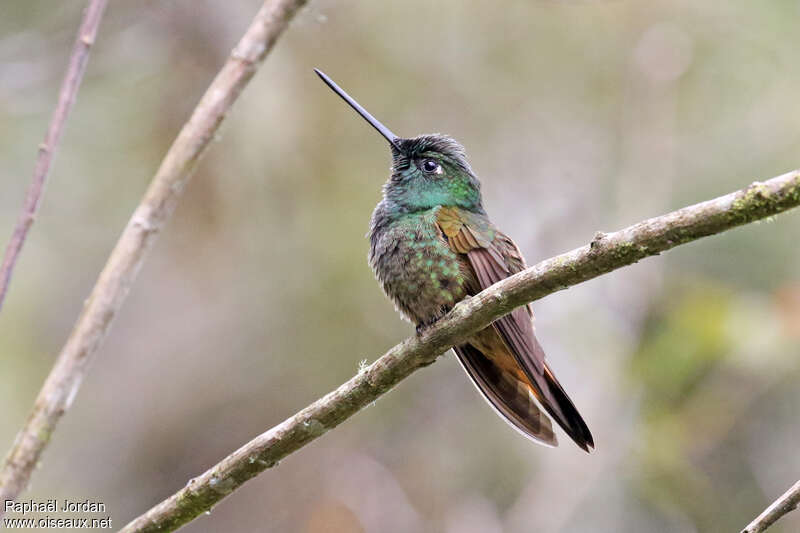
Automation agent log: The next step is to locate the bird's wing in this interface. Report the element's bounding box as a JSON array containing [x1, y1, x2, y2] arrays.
[[437, 206, 594, 451]]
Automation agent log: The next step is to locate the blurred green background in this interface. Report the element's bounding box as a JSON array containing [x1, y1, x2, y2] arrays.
[[1, 1, 799, 531]]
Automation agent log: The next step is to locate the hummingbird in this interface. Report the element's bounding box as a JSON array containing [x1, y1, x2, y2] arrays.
[[315, 69, 594, 451]]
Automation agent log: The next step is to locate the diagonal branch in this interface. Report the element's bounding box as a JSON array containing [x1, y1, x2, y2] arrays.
[[0, 0, 108, 312], [742, 479, 800, 533], [0, 0, 309, 508], [119, 170, 800, 533]]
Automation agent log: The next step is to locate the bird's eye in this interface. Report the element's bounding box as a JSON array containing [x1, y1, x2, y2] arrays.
[[422, 159, 439, 173]]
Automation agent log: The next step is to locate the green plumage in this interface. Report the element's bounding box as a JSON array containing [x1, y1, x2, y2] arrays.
[[369, 206, 467, 324]]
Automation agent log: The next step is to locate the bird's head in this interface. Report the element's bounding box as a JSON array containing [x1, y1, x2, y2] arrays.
[[315, 69, 484, 213]]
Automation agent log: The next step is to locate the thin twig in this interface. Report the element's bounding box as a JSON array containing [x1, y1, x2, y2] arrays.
[[0, 0, 309, 508], [119, 171, 800, 533], [742, 479, 800, 533], [0, 0, 108, 312]]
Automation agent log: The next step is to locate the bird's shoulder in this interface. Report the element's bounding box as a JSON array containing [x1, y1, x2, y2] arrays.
[[435, 206, 527, 274]]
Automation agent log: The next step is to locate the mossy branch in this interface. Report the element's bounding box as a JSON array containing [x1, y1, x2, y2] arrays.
[[119, 170, 800, 533], [0, 0, 309, 508]]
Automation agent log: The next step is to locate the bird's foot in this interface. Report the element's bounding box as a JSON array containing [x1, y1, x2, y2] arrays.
[[415, 317, 442, 337], [415, 306, 454, 337]]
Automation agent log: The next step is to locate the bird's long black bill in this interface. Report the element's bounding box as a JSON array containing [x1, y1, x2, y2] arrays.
[[314, 68, 399, 148]]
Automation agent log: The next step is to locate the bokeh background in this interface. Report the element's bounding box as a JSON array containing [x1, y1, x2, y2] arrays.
[[1, 1, 800, 531]]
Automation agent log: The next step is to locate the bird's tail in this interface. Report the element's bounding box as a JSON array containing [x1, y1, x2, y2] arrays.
[[537, 359, 595, 452], [454, 341, 594, 452], [454, 344, 558, 447]]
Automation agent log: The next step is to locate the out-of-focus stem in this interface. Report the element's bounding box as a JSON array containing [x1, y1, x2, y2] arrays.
[[0, 0, 309, 509], [0, 0, 108, 311]]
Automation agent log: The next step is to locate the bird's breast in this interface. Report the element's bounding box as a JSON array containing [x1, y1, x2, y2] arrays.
[[368, 207, 469, 325]]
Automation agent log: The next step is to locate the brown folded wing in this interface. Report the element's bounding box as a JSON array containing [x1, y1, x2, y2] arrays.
[[437, 206, 594, 450]]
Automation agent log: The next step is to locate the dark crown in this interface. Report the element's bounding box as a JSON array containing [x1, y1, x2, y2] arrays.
[[394, 134, 474, 175]]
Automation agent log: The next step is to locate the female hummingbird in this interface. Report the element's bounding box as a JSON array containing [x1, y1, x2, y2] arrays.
[[315, 69, 593, 451]]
